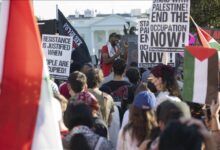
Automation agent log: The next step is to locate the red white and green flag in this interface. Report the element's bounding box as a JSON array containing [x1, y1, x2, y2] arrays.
[[183, 46, 218, 104], [0, 1, 63, 150], [191, 17, 220, 53]]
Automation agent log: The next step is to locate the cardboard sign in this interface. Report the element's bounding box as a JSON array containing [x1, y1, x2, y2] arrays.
[[42, 34, 72, 79]]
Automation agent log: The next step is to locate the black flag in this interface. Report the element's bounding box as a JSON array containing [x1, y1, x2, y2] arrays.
[[58, 9, 91, 73]]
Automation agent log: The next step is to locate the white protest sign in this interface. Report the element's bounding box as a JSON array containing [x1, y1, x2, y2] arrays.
[[149, 0, 190, 52], [42, 34, 73, 79], [138, 19, 176, 68], [139, 51, 175, 68]]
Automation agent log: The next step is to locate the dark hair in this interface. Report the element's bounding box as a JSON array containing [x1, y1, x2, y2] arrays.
[[126, 68, 140, 85], [68, 71, 87, 93], [156, 101, 191, 125], [151, 64, 181, 98], [123, 105, 157, 146], [129, 61, 138, 67], [70, 134, 91, 150], [159, 120, 203, 150], [112, 59, 126, 75], [80, 63, 94, 74], [109, 32, 118, 39], [64, 102, 93, 130], [86, 68, 103, 89]]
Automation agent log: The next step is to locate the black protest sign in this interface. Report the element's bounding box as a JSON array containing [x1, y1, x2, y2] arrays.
[[42, 34, 72, 79], [149, 0, 190, 52]]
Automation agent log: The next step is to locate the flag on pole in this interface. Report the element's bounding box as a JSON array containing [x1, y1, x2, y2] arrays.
[[198, 27, 220, 52], [183, 46, 218, 105], [0, 1, 63, 150], [58, 9, 91, 73], [191, 17, 220, 52]]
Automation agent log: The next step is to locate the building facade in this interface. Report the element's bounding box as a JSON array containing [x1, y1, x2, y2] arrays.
[[68, 14, 141, 57]]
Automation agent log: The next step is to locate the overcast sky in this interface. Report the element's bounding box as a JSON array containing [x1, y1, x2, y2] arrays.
[[33, 0, 152, 19]]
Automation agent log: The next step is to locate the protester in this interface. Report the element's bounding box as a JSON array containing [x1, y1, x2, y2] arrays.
[[159, 119, 216, 150], [125, 67, 140, 86], [100, 32, 121, 77], [149, 64, 181, 106], [117, 91, 157, 150], [86, 68, 115, 127], [100, 58, 133, 113], [141, 100, 191, 150], [67, 71, 108, 138], [59, 63, 94, 100], [100, 58, 133, 147], [63, 102, 114, 150], [121, 82, 150, 129]]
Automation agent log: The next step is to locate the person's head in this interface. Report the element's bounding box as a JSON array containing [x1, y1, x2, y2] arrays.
[[149, 64, 180, 97], [129, 61, 138, 68], [126, 67, 140, 85], [112, 58, 126, 76], [86, 68, 104, 89], [156, 100, 191, 130], [123, 91, 157, 146], [159, 120, 203, 150], [134, 82, 149, 96], [64, 102, 93, 130], [109, 32, 120, 47], [80, 63, 94, 74], [68, 71, 87, 94]]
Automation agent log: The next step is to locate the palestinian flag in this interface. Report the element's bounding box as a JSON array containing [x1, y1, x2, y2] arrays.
[[197, 27, 220, 51], [191, 17, 220, 53], [0, 1, 62, 150], [183, 46, 218, 105]]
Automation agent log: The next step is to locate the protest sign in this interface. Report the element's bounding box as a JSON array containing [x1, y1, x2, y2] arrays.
[[139, 51, 175, 68], [138, 19, 175, 67], [42, 34, 72, 79], [183, 46, 218, 105], [149, 0, 190, 52]]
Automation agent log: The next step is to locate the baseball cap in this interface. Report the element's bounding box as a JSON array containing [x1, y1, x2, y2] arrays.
[[133, 91, 156, 109]]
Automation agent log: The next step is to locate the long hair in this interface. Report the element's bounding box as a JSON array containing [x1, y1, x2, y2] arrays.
[[161, 69, 181, 98], [123, 105, 157, 146]]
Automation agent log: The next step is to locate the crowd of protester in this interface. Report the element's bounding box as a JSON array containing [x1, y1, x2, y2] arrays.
[[48, 33, 220, 150]]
